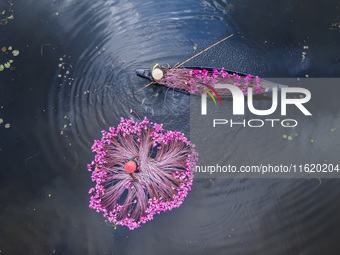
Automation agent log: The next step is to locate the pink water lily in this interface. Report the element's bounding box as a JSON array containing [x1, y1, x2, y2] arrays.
[[88, 117, 198, 230], [156, 67, 263, 96]]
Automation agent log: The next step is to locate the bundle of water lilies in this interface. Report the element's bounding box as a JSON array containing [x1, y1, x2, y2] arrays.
[[153, 65, 263, 96], [88, 117, 198, 230]]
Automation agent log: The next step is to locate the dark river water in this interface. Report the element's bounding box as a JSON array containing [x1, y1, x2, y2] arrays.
[[1, 0, 340, 254]]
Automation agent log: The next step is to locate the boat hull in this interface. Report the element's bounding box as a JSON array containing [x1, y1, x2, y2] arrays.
[[136, 66, 287, 96]]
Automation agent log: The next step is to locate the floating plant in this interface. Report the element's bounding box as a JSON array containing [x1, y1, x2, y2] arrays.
[[329, 17, 340, 32], [0, 46, 19, 71], [88, 117, 198, 230], [0, 0, 14, 26], [57, 55, 74, 86]]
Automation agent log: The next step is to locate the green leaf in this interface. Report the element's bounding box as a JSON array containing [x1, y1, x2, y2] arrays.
[[4, 62, 10, 68], [283, 134, 287, 139], [0, 65, 4, 71], [12, 50, 19, 56]]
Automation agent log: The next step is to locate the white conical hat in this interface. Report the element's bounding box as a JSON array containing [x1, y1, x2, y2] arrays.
[[152, 68, 163, 80]]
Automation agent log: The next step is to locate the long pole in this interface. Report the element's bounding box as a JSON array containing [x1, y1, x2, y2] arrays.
[[135, 34, 234, 93]]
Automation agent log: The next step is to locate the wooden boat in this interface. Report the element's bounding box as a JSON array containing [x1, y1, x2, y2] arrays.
[[136, 64, 287, 97]]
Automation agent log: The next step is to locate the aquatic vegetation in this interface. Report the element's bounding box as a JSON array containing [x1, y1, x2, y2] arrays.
[[0, 118, 11, 128], [0, 45, 19, 71], [88, 117, 198, 230], [57, 55, 74, 86], [282, 134, 293, 141], [0, 118, 10, 129], [331, 126, 340, 132], [156, 67, 262, 96], [12, 50, 19, 56], [0, 0, 14, 26], [329, 17, 340, 31]]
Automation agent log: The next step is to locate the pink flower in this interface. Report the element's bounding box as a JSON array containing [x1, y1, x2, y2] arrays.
[[155, 67, 262, 97], [242, 74, 252, 95], [87, 117, 198, 230], [221, 70, 230, 78], [254, 76, 262, 94], [233, 74, 241, 87], [202, 69, 208, 78]]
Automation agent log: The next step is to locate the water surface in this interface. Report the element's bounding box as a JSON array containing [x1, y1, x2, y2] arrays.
[[1, 0, 340, 254]]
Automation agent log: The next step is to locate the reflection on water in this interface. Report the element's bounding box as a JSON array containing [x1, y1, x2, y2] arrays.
[[1, 0, 340, 254]]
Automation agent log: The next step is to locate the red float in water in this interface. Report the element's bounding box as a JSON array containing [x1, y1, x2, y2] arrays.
[[125, 160, 137, 173]]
